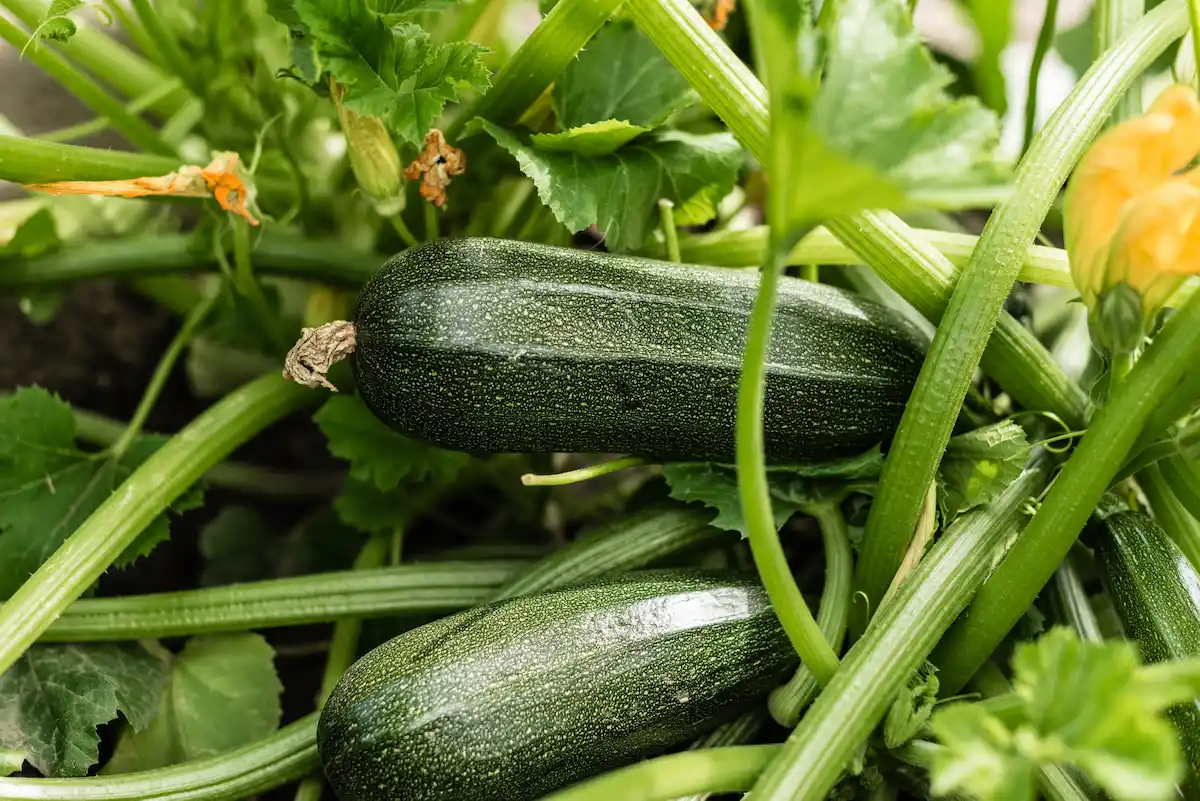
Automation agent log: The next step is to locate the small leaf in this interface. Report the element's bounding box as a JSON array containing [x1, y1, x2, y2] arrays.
[[314, 393, 469, 492], [198, 506, 276, 585], [482, 122, 741, 251], [0, 389, 199, 597], [104, 635, 282, 773], [531, 120, 652, 156], [884, 663, 940, 748], [553, 21, 697, 129], [663, 449, 880, 536], [0, 208, 60, 259], [937, 421, 1028, 521], [929, 703, 1037, 801], [0, 643, 168, 777], [372, 0, 459, 23]]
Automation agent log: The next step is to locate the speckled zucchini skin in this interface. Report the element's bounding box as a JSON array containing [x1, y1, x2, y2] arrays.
[[317, 571, 794, 801], [351, 237, 926, 463], [1096, 511, 1200, 781]]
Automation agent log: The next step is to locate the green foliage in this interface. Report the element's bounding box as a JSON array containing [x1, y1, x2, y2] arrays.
[[552, 21, 696, 129], [531, 121, 652, 156], [930, 628, 1190, 801], [662, 447, 882, 536], [314, 393, 470, 533], [482, 123, 741, 251], [105, 635, 283, 772], [0, 209, 61, 260], [883, 663, 939, 748], [0, 643, 167, 777], [0, 389, 201, 599], [937, 421, 1029, 521], [268, 0, 490, 145]]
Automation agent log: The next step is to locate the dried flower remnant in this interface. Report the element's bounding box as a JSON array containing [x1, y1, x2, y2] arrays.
[[1064, 84, 1200, 352], [404, 129, 466, 208], [24, 152, 260, 226], [705, 0, 736, 31], [283, 321, 357, 392]]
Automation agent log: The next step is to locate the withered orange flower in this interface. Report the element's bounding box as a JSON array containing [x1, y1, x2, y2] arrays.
[[24, 151, 260, 226], [705, 0, 736, 31], [1064, 84, 1200, 346], [404, 129, 466, 209]]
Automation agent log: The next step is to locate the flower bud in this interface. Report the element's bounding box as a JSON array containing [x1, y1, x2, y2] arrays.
[[332, 82, 405, 216]]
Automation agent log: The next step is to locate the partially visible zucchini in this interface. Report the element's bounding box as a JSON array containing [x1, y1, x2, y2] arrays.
[[318, 571, 794, 801], [290, 237, 927, 463], [1095, 510, 1200, 785]]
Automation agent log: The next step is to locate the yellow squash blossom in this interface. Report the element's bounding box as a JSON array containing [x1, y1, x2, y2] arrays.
[[1064, 83, 1200, 352]]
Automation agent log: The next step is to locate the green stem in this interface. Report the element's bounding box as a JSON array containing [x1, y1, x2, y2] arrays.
[[491, 504, 718, 601], [0, 373, 317, 673], [1023, 0, 1060, 155], [659, 199, 681, 263], [1138, 463, 1200, 570], [737, 223, 839, 684], [109, 288, 219, 460], [389, 215, 420, 249], [0, 135, 181, 184], [293, 534, 392, 801], [43, 560, 528, 642], [0, 0, 192, 119], [61, 399, 343, 497], [768, 501, 853, 726], [541, 746, 780, 801], [934, 288, 1200, 695], [0, 232, 380, 290], [1157, 454, 1200, 525], [129, 0, 199, 95], [520, 456, 648, 486], [675, 710, 768, 801], [101, 0, 161, 67], [854, 0, 1187, 624], [801, 263, 819, 283], [38, 80, 185, 144], [0, 17, 173, 156], [1050, 552, 1102, 642], [746, 455, 1052, 801], [1097, 0, 1146, 124], [423, 202, 439, 241], [0, 714, 317, 800], [231, 221, 291, 354], [1108, 349, 1135, 399], [454, 0, 624, 134]]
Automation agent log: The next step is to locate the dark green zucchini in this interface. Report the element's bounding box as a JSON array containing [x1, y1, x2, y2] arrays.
[[317, 571, 794, 801], [1095, 510, 1200, 785], [349, 237, 926, 463]]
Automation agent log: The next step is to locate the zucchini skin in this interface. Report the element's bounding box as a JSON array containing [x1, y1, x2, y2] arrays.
[[352, 237, 926, 463], [318, 571, 794, 801], [1095, 511, 1200, 783]]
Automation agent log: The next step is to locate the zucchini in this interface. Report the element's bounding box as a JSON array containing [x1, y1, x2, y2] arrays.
[[318, 571, 793, 801], [333, 237, 925, 463], [1095, 510, 1200, 786]]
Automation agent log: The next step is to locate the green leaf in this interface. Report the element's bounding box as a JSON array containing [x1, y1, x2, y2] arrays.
[[937, 421, 1028, 521], [553, 21, 697, 129], [883, 663, 940, 748], [0, 643, 168, 777], [0, 389, 201, 597], [482, 122, 741, 251], [1012, 628, 1185, 801], [0, 209, 60, 259], [756, 0, 1002, 228], [964, 0, 1013, 114], [314, 394, 469, 491], [929, 703, 1037, 801], [531, 120, 652, 156], [273, 0, 490, 145], [198, 506, 276, 586], [372, 0, 458, 22], [663, 449, 880, 536], [28, 0, 87, 45], [104, 635, 282, 773]]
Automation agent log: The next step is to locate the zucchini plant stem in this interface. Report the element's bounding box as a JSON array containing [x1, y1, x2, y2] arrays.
[[42, 560, 530, 642], [449, 0, 624, 136], [1050, 551, 1103, 641], [0, 0, 193, 119], [1139, 463, 1200, 570], [746, 455, 1052, 801], [129, 0, 200, 96], [768, 501, 854, 726], [0, 373, 318, 675], [108, 287, 219, 460], [1098, 0, 1146, 123], [38, 79, 184, 144], [1022, 0, 1060, 154], [934, 287, 1200, 695], [0, 714, 318, 800], [853, 0, 1187, 627], [0, 16, 174, 156]]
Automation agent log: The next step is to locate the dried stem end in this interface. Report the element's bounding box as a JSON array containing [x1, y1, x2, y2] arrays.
[[283, 321, 357, 391]]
